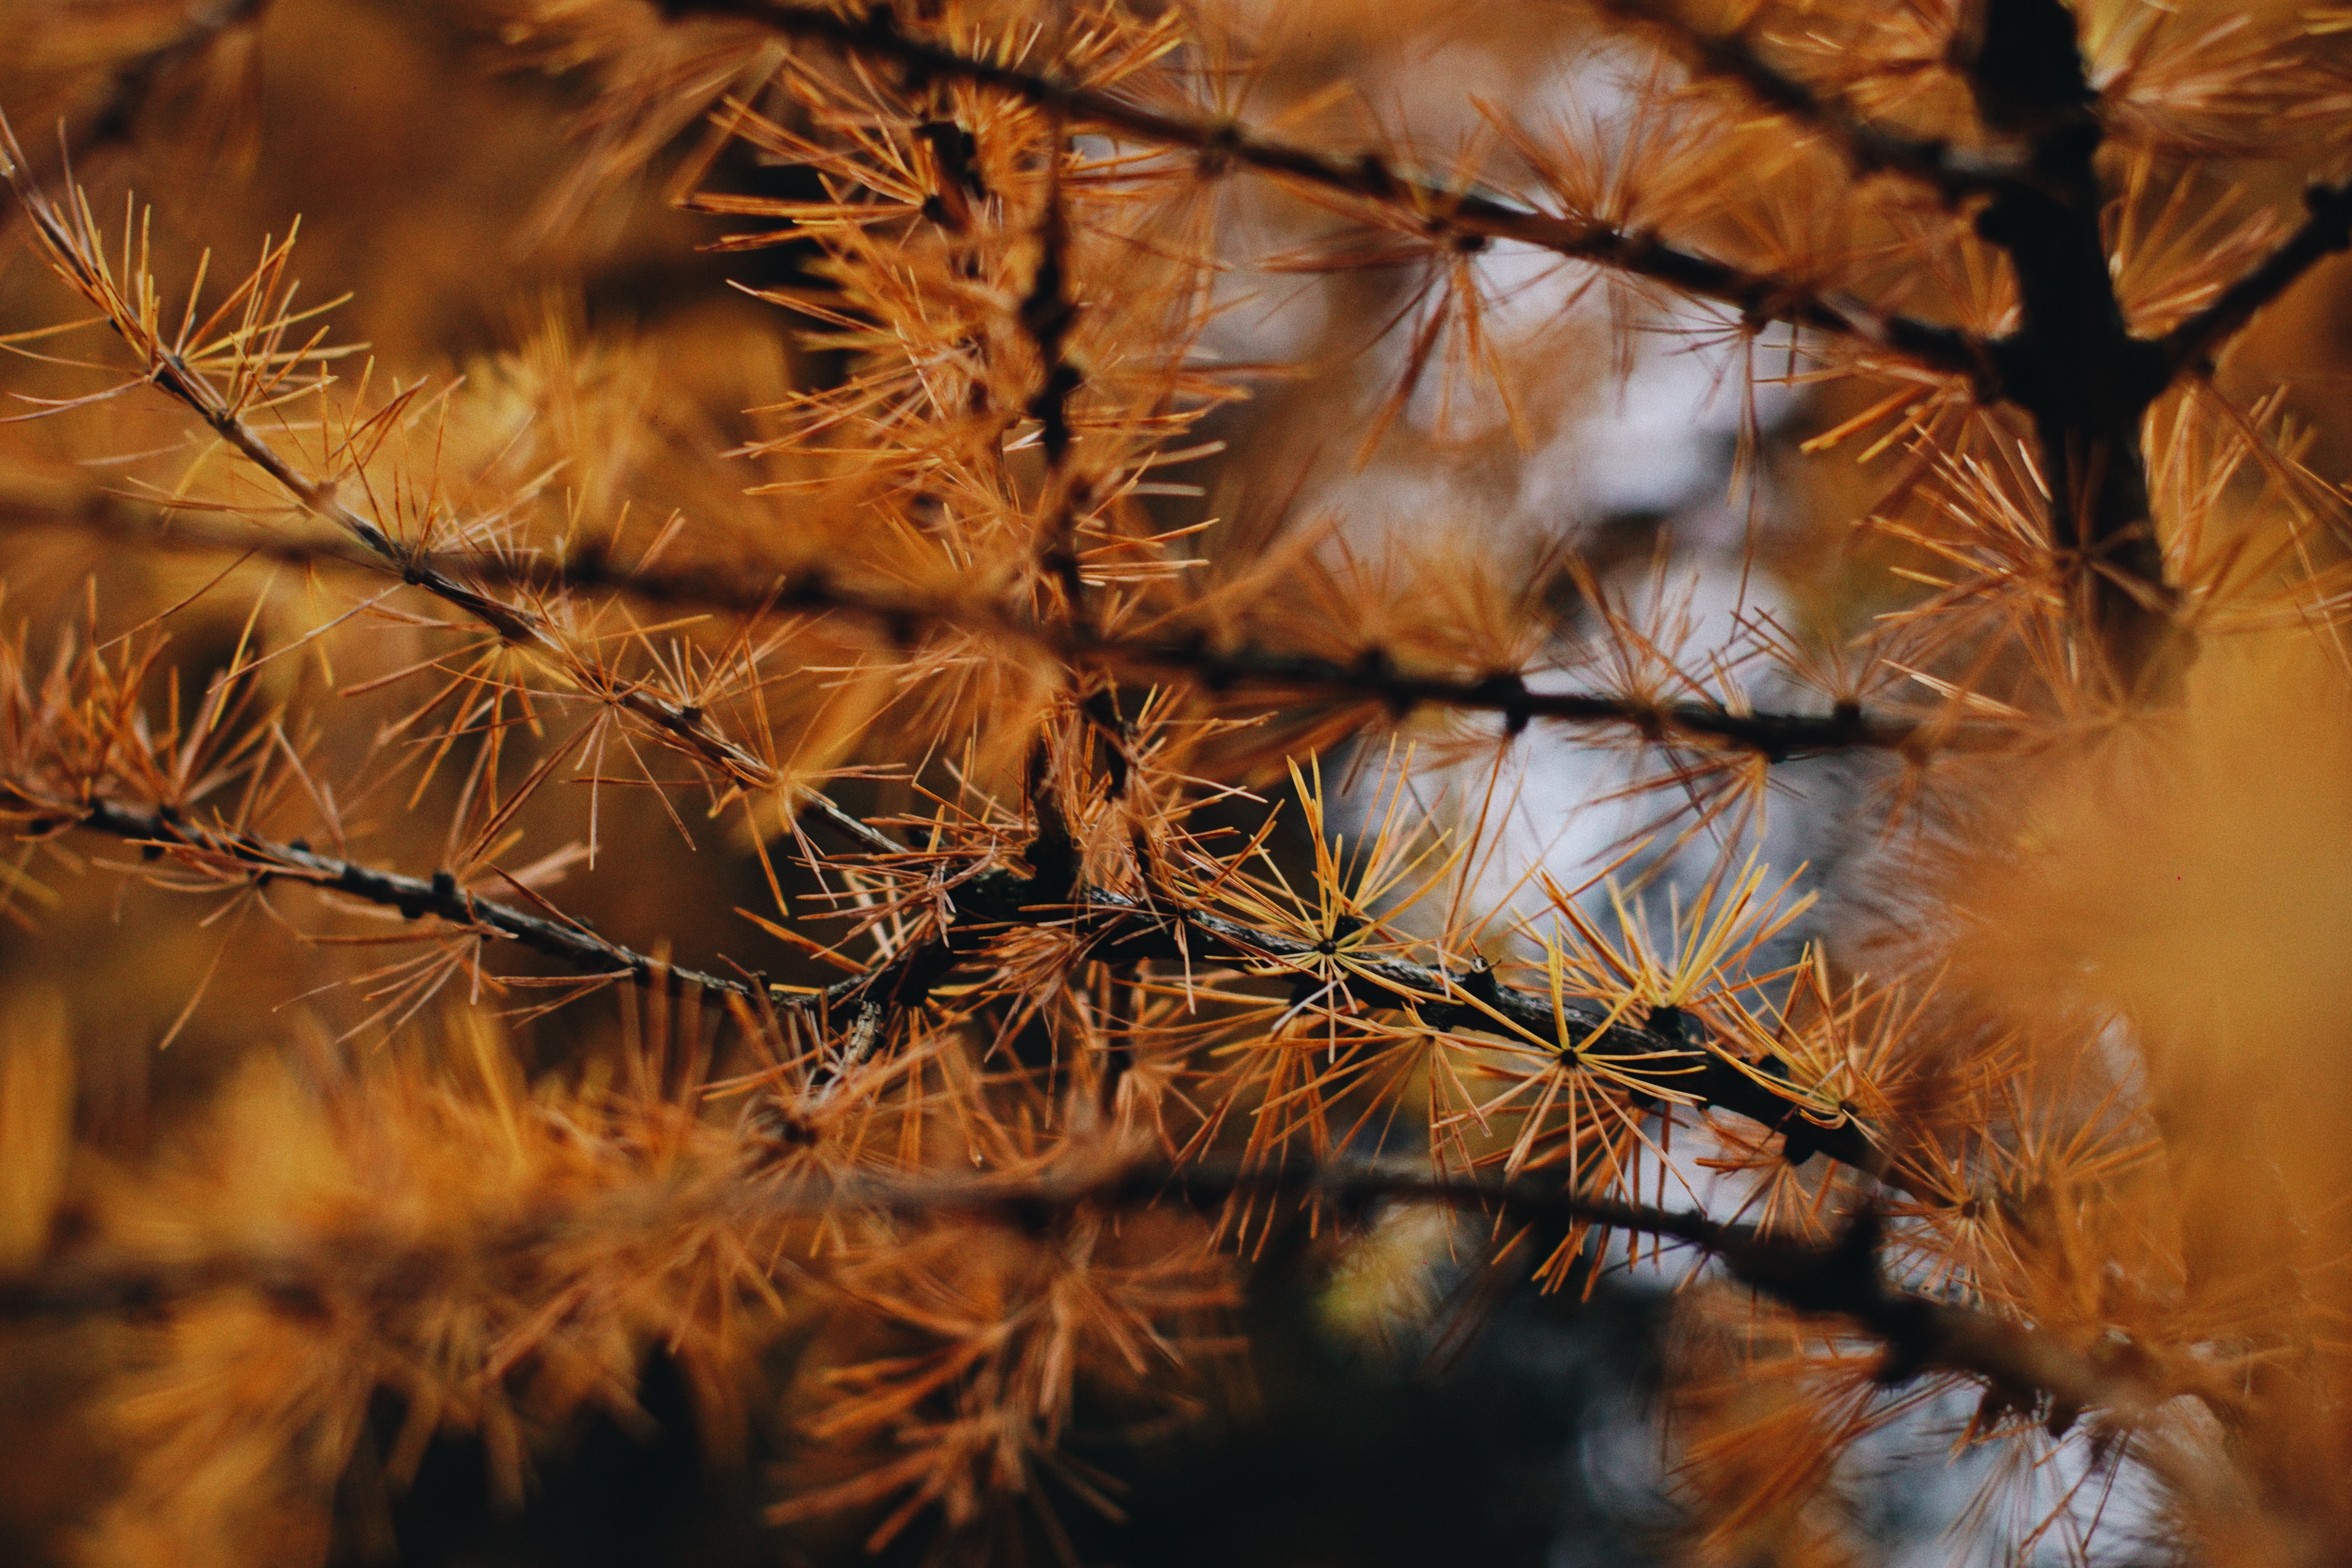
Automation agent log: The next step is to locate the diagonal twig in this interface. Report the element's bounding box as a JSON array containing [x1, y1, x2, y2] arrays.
[[2160, 181, 2352, 378], [41, 796, 749, 996], [657, 0, 1994, 383], [1583, 0, 2027, 199]]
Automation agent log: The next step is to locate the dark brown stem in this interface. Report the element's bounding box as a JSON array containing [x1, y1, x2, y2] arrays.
[[823, 860, 1887, 1174], [1587, 0, 2027, 199], [657, 0, 1993, 382], [1963, 0, 2179, 692], [822, 1160, 2172, 1422], [2161, 182, 2352, 379], [40, 797, 752, 997], [0, 500, 1979, 763], [29, 793, 1883, 1174], [0, 1155, 2176, 1434], [497, 555, 1963, 757]]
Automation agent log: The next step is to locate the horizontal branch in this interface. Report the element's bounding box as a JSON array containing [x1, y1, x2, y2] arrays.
[[465, 546, 1952, 759], [0, 1153, 2168, 1435], [29, 792, 1878, 1172], [793, 853, 1885, 1172], [821, 1159, 2167, 1422], [1096, 888, 1878, 1169], [0, 498, 1967, 762], [2161, 181, 2352, 378], [1076, 641, 1915, 759], [657, 0, 1992, 382]]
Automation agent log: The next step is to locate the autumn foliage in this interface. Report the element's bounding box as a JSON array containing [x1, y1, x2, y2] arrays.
[[4, 0, 2352, 1563]]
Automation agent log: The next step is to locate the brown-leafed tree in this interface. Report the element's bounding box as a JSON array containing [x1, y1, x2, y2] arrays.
[[2, 0, 2350, 1563]]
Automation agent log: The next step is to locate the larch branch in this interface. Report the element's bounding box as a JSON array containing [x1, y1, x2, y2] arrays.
[[785, 858, 1886, 1174], [656, 0, 1992, 381], [1584, 0, 2026, 199], [0, 499, 1973, 764], [0, 153, 909, 857], [2160, 181, 2352, 378], [826, 1160, 2170, 1422], [38, 796, 754, 997], [0, 1152, 2171, 1439], [22, 791, 1882, 1173], [418, 549, 1960, 759]]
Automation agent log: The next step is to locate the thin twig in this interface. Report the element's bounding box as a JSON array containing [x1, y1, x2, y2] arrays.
[[27, 793, 1881, 1171], [0, 499, 1979, 763], [2161, 181, 2352, 378], [657, 0, 1993, 383], [46, 797, 750, 996], [0, 1152, 2175, 1437], [0, 149, 913, 855], [1585, 0, 2027, 198]]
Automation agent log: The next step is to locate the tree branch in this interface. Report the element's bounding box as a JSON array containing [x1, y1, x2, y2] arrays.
[[0, 498, 1981, 764], [2160, 181, 2352, 378], [0, 152, 916, 859], [404, 548, 1966, 759], [0, 1152, 2172, 1439], [25, 791, 1881, 1172], [1585, 0, 2027, 200], [1960, 0, 2179, 692], [804, 858, 1885, 1172], [824, 1159, 2169, 1423], [37, 796, 755, 997], [656, 0, 1993, 382]]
